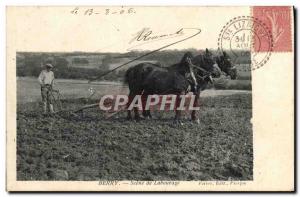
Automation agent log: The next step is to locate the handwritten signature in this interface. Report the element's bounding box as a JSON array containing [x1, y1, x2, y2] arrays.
[[90, 27, 201, 81], [129, 28, 185, 47]]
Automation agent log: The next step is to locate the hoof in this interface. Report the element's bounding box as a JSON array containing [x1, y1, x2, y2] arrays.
[[191, 117, 200, 124], [194, 119, 200, 124], [126, 116, 133, 121], [142, 113, 152, 119], [173, 119, 184, 126], [134, 116, 144, 122], [144, 116, 152, 120]]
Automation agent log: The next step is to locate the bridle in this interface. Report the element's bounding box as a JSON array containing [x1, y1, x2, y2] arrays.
[[216, 55, 237, 77], [187, 56, 215, 82], [187, 56, 212, 74]]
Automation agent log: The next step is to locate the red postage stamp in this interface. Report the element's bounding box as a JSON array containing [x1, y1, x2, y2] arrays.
[[253, 6, 292, 52]]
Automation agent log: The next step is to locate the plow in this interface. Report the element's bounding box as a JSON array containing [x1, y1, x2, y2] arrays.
[[49, 86, 123, 119], [49, 85, 199, 120]]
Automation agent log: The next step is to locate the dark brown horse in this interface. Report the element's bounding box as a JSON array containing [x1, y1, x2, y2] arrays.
[[214, 51, 237, 80], [125, 50, 224, 123]]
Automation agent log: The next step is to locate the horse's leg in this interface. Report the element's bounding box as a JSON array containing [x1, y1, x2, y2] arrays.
[[126, 91, 134, 120], [141, 92, 152, 119], [141, 92, 148, 118], [133, 90, 144, 121], [146, 109, 152, 119], [191, 89, 200, 124], [174, 91, 185, 124], [133, 107, 141, 120], [126, 88, 144, 121], [143, 108, 152, 119]]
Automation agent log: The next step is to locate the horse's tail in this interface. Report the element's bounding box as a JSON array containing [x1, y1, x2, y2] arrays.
[[124, 66, 134, 84]]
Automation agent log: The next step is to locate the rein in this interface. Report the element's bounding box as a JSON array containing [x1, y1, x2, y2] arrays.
[[189, 63, 211, 75]]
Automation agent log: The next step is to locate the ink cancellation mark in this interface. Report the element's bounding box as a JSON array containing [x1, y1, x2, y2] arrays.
[[218, 16, 274, 71]]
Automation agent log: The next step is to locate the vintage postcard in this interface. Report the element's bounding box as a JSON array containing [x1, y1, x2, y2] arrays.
[[6, 6, 294, 191]]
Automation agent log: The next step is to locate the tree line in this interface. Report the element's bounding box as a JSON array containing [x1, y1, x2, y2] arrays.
[[17, 49, 250, 81]]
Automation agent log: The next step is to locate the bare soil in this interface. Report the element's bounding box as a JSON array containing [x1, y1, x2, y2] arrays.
[[17, 93, 253, 181]]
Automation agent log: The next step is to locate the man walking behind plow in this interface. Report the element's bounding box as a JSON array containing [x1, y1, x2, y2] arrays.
[[38, 63, 55, 114]]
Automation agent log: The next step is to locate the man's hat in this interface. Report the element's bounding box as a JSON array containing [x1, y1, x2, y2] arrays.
[[45, 63, 53, 68]]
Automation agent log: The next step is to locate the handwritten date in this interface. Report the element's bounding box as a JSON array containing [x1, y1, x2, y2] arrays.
[[70, 7, 136, 16]]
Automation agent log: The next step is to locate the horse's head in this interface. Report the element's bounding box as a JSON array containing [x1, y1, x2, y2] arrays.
[[215, 52, 237, 79], [192, 49, 222, 79], [180, 51, 194, 66]]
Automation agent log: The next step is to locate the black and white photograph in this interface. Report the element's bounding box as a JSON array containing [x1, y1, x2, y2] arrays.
[[16, 48, 252, 181]]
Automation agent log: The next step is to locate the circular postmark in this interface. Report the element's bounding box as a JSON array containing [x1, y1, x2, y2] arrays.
[[218, 16, 273, 71]]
